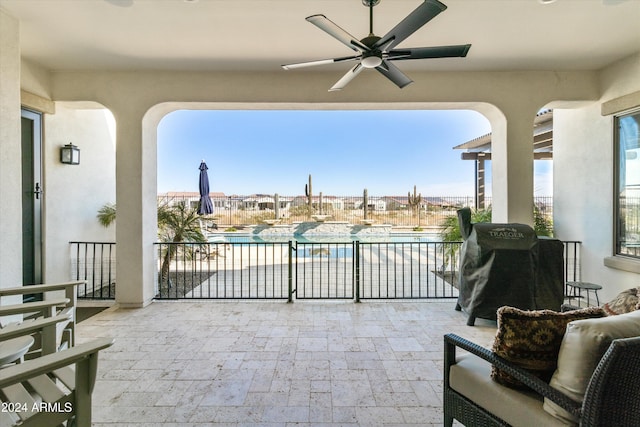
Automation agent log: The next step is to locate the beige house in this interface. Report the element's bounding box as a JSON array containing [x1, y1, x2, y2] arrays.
[[1, 0, 639, 310]]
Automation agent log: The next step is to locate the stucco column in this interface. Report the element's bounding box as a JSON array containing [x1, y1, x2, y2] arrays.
[[489, 107, 537, 225], [0, 11, 23, 291], [113, 108, 157, 308]]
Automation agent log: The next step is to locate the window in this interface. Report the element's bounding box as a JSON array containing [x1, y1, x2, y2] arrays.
[[615, 109, 640, 258]]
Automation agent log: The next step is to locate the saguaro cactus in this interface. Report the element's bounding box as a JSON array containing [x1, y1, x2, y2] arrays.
[[363, 188, 368, 220], [408, 185, 422, 224], [305, 174, 313, 212]]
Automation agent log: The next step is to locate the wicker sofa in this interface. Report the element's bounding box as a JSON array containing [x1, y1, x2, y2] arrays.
[[443, 310, 640, 427]]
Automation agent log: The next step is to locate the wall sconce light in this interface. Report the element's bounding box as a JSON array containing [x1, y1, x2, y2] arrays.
[[60, 143, 80, 165]]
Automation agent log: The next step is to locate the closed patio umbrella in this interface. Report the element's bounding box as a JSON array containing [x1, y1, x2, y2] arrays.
[[198, 160, 214, 215]]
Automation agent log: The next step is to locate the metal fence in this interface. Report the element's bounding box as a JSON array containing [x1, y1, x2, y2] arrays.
[[155, 241, 290, 299], [294, 242, 356, 300], [563, 240, 582, 284], [70, 241, 116, 299], [158, 194, 554, 229], [153, 240, 463, 301], [72, 239, 580, 302], [357, 241, 461, 300]]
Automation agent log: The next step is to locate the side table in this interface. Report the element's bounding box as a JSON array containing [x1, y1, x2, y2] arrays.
[[566, 281, 603, 307]]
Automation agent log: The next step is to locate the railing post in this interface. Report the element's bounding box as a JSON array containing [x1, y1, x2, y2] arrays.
[[355, 241, 360, 303], [288, 240, 294, 303]]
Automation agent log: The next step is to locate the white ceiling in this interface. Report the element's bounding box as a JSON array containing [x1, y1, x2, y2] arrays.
[[1, 0, 639, 74]]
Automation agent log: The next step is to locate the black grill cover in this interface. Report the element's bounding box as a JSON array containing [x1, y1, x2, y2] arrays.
[[456, 210, 564, 325], [535, 237, 565, 310]]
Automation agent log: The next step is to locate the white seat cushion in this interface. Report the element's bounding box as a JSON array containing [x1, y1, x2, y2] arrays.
[[450, 354, 572, 427]]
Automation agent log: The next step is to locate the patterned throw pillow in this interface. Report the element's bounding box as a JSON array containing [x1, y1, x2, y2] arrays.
[[602, 287, 640, 315], [490, 306, 606, 389]]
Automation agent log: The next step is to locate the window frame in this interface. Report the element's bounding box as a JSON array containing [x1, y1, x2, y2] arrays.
[[614, 108, 640, 259]]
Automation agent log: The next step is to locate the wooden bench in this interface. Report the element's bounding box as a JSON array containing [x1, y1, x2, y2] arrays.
[[0, 281, 85, 354], [0, 337, 114, 427]]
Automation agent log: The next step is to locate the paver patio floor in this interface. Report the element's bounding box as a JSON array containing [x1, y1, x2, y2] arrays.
[[78, 300, 497, 426]]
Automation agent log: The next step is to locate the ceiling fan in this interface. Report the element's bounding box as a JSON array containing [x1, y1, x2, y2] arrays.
[[282, 0, 471, 92]]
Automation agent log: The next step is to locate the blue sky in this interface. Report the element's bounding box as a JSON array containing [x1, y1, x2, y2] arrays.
[[157, 109, 552, 197]]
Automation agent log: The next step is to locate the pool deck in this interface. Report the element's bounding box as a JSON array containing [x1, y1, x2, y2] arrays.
[[78, 299, 496, 426]]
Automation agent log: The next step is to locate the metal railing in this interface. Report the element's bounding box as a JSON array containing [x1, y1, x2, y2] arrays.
[[73, 239, 581, 302], [155, 240, 460, 300], [294, 242, 356, 300], [357, 241, 461, 300], [563, 240, 582, 283], [289, 240, 462, 300], [155, 241, 290, 299], [70, 241, 116, 299]]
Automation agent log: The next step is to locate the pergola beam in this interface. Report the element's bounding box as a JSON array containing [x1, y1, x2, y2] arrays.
[[461, 152, 553, 160]]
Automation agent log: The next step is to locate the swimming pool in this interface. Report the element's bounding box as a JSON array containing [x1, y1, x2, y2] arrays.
[[216, 233, 440, 244]]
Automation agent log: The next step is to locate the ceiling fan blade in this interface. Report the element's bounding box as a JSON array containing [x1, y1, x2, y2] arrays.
[[306, 14, 370, 52], [282, 55, 360, 70], [375, 60, 413, 89], [388, 44, 471, 61], [329, 63, 364, 92], [374, 0, 447, 52]]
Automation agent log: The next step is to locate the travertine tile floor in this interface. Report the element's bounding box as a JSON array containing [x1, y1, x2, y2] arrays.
[[77, 300, 497, 426]]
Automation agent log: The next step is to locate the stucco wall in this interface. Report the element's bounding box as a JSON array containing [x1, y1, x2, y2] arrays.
[[45, 68, 601, 306], [554, 53, 640, 302], [21, 59, 52, 100], [0, 10, 23, 295], [43, 104, 116, 282]]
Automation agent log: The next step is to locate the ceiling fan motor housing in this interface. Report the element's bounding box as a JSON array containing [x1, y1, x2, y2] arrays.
[[360, 35, 381, 47], [360, 35, 383, 68], [282, 0, 471, 91]]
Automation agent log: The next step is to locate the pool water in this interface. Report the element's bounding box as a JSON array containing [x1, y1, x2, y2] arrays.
[[299, 245, 354, 258], [219, 233, 439, 244]]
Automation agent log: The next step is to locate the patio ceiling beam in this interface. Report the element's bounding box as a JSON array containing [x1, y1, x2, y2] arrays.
[[461, 152, 553, 160]]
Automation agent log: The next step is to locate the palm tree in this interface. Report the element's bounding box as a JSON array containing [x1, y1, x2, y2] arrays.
[[533, 204, 553, 237], [439, 208, 492, 275], [438, 206, 554, 274], [96, 203, 116, 227], [156, 201, 206, 280], [440, 208, 492, 243], [156, 201, 205, 242], [97, 201, 206, 283]]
